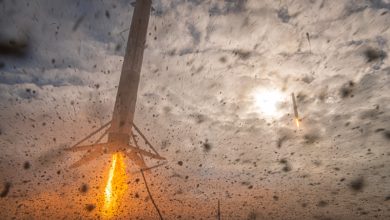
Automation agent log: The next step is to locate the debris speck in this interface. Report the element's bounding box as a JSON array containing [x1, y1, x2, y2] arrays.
[[79, 183, 89, 193], [23, 161, 31, 170], [349, 177, 365, 192], [0, 182, 11, 198], [85, 204, 96, 212]]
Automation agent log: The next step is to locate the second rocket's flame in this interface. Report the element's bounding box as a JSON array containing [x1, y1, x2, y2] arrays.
[[294, 118, 300, 129], [102, 153, 128, 218]]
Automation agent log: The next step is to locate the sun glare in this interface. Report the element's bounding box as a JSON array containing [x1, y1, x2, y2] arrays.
[[252, 89, 285, 117]]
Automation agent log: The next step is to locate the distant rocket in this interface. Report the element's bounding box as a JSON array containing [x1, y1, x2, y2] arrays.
[[291, 93, 300, 128], [306, 32, 311, 53]]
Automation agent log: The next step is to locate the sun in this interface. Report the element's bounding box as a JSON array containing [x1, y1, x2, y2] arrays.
[[252, 88, 285, 118]]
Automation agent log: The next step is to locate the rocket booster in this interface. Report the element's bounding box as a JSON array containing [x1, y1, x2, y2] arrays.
[[291, 93, 300, 128], [291, 93, 299, 119]]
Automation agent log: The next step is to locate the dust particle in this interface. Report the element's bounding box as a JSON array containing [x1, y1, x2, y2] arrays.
[[0, 182, 11, 198], [80, 183, 89, 193], [364, 48, 386, 62], [349, 177, 365, 191], [202, 142, 212, 152], [340, 81, 355, 98], [23, 161, 31, 170], [383, 130, 390, 140], [105, 10, 110, 19], [85, 204, 96, 212], [317, 200, 328, 207], [282, 165, 292, 172]]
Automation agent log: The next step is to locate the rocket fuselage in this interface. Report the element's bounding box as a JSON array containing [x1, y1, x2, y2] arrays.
[[291, 93, 299, 119], [66, 0, 165, 169], [108, 0, 151, 143]]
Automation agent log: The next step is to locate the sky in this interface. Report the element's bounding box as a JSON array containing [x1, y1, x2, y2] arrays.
[[0, 0, 390, 219]]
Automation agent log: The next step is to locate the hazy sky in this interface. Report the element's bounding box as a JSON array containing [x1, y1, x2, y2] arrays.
[[0, 0, 389, 219]]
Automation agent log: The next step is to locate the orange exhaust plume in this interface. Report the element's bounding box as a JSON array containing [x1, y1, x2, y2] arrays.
[[102, 153, 128, 218], [295, 118, 300, 129]]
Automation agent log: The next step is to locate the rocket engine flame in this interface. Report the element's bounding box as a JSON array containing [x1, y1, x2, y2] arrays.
[[102, 153, 128, 218], [295, 118, 300, 129]]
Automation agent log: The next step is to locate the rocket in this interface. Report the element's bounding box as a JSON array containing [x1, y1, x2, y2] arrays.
[[66, 0, 166, 169], [291, 93, 300, 128]]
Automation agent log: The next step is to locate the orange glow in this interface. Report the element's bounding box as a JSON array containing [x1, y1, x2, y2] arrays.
[[295, 118, 300, 128], [102, 153, 128, 218]]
